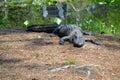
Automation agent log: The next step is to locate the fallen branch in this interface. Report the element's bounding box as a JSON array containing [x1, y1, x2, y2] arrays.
[[45, 64, 98, 79], [45, 64, 99, 72], [45, 64, 100, 79], [45, 65, 76, 72]]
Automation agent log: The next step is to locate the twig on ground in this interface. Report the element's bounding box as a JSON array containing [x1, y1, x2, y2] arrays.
[[45, 64, 100, 79], [45, 64, 99, 72]]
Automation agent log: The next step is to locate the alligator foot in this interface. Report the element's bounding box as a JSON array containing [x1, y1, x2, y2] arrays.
[[59, 40, 64, 45]]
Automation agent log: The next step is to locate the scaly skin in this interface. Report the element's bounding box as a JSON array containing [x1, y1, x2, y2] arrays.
[[26, 24, 100, 47]]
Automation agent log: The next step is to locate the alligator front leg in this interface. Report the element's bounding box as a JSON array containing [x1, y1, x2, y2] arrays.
[[59, 36, 70, 45], [85, 38, 100, 45]]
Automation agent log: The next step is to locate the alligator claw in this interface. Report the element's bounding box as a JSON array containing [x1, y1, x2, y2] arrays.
[[59, 40, 64, 45]]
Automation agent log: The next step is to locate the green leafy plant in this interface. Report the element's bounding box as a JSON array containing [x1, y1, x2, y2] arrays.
[[24, 20, 29, 26], [81, 14, 120, 34], [65, 59, 75, 65], [0, 0, 120, 34]]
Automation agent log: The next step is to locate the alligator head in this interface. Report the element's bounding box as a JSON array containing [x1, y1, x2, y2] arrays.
[[71, 30, 85, 47]]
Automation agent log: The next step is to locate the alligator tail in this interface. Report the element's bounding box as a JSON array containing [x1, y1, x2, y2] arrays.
[[26, 24, 59, 33]]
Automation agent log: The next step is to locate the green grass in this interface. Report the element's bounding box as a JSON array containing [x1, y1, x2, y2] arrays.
[[0, 1, 120, 34], [65, 59, 76, 65], [81, 15, 120, 34]]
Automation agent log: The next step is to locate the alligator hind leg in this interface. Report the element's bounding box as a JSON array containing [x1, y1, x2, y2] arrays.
[[85, 38, 100, 45], [59, 36, 70, 45], [50, 25, 61, 37]]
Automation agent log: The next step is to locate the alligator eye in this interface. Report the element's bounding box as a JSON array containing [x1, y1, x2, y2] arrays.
[[74, 35, 77, 39]]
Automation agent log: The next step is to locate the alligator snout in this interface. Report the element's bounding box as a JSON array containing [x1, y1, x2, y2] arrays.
[[74, 43, 84, 47], [73, 36, 85, 47]]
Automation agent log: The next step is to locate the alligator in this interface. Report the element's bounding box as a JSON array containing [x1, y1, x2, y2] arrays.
[[26, 24, 100, 47]]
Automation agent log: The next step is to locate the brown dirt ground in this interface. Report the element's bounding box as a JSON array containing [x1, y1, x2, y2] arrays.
[[0, 29, 120, 80]]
